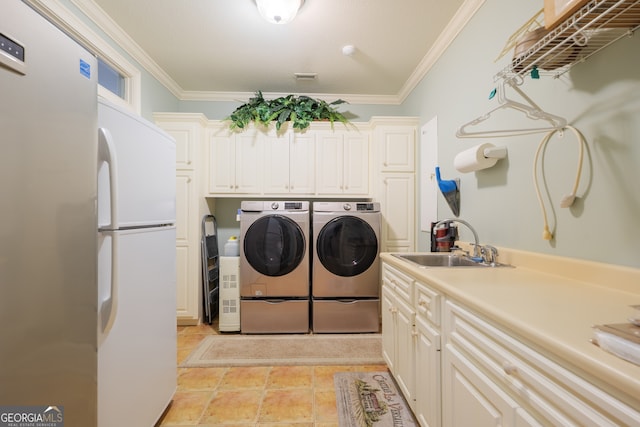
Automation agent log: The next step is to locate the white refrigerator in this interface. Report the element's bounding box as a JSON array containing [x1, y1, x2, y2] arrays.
[[97, 97, 177, 426], [0, 2, 176, 425]]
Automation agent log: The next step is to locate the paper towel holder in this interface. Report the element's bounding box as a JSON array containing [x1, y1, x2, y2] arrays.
[[483, 146, 508, 160], [454, 143, 508, 174]]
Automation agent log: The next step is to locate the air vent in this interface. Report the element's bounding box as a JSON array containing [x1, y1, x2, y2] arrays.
[[294, 72, 318, 81]]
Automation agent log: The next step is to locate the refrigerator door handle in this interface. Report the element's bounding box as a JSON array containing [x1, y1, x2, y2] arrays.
[[98, 127, 119, 230], [100, 231, 119, 335], [98, 127, 120, 336]]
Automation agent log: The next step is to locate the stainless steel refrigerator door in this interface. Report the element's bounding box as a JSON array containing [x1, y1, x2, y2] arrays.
[[0, 2, 98, 425]]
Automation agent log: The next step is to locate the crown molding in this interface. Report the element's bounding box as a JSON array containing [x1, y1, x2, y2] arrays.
[[179, 90, 403, 105], [63, 0, 484, 105], [25, 0, 143, 114], [71, 0, 183, 99], [397, 0, 486, 103]]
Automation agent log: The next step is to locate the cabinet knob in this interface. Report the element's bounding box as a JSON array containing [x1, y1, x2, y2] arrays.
[[418, 299, 427, 307], [388, 307, 398, 314], [502, 361, 518, 376]]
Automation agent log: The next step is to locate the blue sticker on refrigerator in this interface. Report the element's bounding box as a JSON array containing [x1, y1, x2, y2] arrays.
[[79, 58, 91, 79]]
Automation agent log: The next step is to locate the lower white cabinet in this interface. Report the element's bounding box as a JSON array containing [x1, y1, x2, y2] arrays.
[[382, 263, 442, 426], [415, 315, 442, 427], [443, 342, 539, 427], [382, 260, 640, 427], [443, 300, 640, 427]]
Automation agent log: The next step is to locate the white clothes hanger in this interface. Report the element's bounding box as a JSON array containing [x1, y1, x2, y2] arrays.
[[456, 76, 567, 138]]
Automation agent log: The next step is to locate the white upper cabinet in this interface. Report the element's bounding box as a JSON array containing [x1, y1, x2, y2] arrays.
[[289, 133, 316, 194], [208, 129, 263, 194], [315, 132, 370, 196], [375, 123, 416, 172], [153, 113, 205, 171], [263, 131, 315, 195], [203, 118, 416, 202]]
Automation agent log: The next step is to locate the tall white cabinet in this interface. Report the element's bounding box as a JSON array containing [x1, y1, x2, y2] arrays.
[[373, 118, 418, 252], [154, 113, 208, 325]]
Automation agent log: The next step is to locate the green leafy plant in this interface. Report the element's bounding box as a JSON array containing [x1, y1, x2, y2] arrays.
[[226, 91, 351, 131]]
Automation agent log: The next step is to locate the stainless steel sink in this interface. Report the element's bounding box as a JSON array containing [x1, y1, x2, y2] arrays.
[[391, 253, 509, 268]]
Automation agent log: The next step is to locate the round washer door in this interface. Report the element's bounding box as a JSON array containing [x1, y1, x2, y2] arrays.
[[243, 215, 306, 277], [316, 216, 378, 277]]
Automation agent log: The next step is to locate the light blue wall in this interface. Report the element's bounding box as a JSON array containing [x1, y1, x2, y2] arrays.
[[403, 0, 640, 268]]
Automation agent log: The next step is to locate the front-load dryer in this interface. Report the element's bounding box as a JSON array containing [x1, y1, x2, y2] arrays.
[[240, 200, 310, 333], [312, 201, 381, 333]]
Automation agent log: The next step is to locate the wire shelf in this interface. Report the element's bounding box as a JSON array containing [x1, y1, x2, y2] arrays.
[[496, 0, 640, 80]]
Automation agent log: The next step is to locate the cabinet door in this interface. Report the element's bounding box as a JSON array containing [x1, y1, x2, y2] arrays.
[[315, 132, 369, 196], [209, 133, 235, 194], [315, 133, 343, 194], [343, 134, 369, 195], [415, 315, 441, 427], [175, 172, 199, 323], [394, 294, 416, 407], [381, 285, 397, 371], [263, 133, 291, 194], [289, 133, 315, 194], [175, 174, 192, 245], [235, 132, 263, 194], [380, 173, 415, 252], [154, 116, 202, 171], [443, 344, 521, 427], [165, 127, 194, 170], [376, 125, 416, 172]]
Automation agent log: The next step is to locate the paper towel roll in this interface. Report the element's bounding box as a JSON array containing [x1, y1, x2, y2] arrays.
[[454, 143, 500, 173]]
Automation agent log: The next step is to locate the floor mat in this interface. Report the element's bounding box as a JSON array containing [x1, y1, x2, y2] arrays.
[[181, 334, 384, 367], [334, 371, 417, 427]]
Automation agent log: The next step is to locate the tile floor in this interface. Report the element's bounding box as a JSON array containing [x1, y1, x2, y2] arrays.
[[156, 322, 389, 426]]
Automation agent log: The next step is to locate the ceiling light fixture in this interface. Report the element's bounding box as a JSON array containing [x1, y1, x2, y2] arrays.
[[255, 0, 304, 25]]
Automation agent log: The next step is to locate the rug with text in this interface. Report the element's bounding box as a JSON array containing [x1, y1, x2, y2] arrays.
[[334, 371, 417, 427]]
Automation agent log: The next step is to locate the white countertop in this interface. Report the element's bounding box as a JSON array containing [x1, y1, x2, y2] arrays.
[[380, 248, 640, 410]]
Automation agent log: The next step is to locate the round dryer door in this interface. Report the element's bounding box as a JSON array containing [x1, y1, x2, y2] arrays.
[[316, 216, 378, 277], [243, 215, 306, 277]]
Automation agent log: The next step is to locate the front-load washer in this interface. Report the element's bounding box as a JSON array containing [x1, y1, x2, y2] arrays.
[[312, 201, 381, 333], [240, 200, 310, 333]]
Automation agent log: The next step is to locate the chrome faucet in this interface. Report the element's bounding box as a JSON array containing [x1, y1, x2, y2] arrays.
[[480, 245, 499, 265], [435, 219, 481, 258]]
